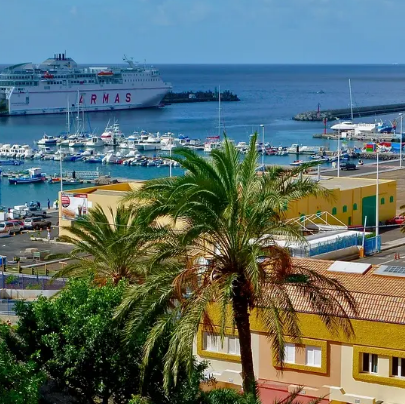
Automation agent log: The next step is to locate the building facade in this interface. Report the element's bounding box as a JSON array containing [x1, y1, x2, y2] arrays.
[[195, 258, 405, 404]]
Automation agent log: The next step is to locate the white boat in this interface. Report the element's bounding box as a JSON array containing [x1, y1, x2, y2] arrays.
[[100, 120, 126, 145], [85, 136, 104, 147], [102, 152, 121, 164], [204, 136, 221, 153], [137, 133, 161, 151], [0, 53, 171, 116], [68, 139, 86, 148], [37, 134, 58, 146], [290, 160, 305, 166]]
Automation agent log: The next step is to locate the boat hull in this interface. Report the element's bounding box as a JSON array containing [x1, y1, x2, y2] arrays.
[[9, 178, 44, 184], [2, 86, 170, 116]]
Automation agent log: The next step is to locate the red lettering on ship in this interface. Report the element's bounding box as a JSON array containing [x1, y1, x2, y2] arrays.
[[115, 93, 120, 103], [79, 95, 83, 104], [126, 93, 131, 103], [91, 94, 97, 104], [103, 94, 109, 103]]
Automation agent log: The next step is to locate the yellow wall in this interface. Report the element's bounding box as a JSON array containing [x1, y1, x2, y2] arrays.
[[197, 306, 405, 403], [286, 178, 396, 226]]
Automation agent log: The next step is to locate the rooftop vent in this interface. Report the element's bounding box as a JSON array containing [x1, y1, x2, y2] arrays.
[[374, 265, 405, 278], [327, 261, 371, 275]]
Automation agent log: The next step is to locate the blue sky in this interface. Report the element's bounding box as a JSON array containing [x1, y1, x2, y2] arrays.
[[0, 0, 402, 64]]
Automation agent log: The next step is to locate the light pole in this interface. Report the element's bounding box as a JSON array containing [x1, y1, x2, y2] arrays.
[[337, 129, 341, 178], [169, 133, 172, 178], [399, 112, 403, 168], [260, 124, 265, 168], [376, 148, 379, 240]]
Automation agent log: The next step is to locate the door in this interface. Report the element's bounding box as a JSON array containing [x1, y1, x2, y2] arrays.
[[362, 196, 376, 226]]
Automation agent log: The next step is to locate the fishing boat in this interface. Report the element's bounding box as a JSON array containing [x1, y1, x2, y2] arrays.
[[37, 134, 59, 146], [290, 160, 306, 166], [9, 168, 45, 184]]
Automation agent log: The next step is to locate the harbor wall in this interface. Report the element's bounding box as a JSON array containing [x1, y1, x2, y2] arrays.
[[293, 103, 405, 121]]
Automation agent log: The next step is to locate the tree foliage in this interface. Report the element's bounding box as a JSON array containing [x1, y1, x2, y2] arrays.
[[56, 205, 157, 284], [118, 133, 356, 397], [0, 327, 45, 404]]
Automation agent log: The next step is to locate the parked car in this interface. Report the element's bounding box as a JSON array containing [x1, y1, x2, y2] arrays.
[[386, 216, 405, 225], [24, 217, 52, 230], [341, 162, 357, 171], [25, 207, 47, 218], [5, 220, 22, 234], [0, 223, 11, 237]]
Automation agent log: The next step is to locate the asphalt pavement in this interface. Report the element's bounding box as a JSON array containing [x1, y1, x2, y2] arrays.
[[0, 211, 72, 263]]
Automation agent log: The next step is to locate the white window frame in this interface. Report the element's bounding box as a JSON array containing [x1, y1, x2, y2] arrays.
[[392, 356, 405, 377], [203, 332, 219, 352], [362, 353, 378, 374], [284, 343, 296, 364], [227, 336, 240, 355], [305, 345, 322, 367]]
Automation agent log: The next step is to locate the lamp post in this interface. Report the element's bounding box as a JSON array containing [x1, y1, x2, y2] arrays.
[[376, 148, 379, 240], [337, 129, 341, 178], [399, 112, 403, 168], [169, 133, 172, 178], [260, 124, 265, 169]]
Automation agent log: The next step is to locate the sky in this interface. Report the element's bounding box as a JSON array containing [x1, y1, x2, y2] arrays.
[[0, 0, 403, 64]]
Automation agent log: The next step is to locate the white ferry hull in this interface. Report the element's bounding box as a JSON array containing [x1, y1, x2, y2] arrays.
[[3, 86, 169, 116]]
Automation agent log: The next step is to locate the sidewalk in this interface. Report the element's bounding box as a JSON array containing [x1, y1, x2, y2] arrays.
[[381, 237, 405, 252]]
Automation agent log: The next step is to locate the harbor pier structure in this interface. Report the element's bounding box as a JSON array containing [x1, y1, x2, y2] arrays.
[[293, 102, 405, 121]]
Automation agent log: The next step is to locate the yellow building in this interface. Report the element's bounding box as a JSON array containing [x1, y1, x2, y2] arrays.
[[196, 258, 405, 404], [58, 176, 396, 235]]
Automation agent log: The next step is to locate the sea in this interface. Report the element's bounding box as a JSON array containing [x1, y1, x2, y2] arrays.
[[0, 63, 404, 208]]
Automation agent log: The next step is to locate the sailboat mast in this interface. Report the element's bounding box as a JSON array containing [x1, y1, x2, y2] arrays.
[[218, 85, 221, 137], [349, 79, 354, 121], [67, 98, 70, 134]]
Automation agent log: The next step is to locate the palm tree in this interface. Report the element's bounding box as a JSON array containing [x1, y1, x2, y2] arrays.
[[55, 204, 156, 284], [117, 133, 356, 397]]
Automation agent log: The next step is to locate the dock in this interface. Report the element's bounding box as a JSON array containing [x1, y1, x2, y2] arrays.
[[162, 89, 239, 104], [293, 103, 405, 121], [313, 133, 401, 142]]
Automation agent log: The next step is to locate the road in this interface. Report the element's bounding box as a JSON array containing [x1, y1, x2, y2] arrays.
[[0, 211, 73, 264], [319, 158, 404, 178]]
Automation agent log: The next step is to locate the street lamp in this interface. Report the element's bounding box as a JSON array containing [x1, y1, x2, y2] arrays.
[[337, 129, 341, 178], [399, 112, 403, 168], [376, 148, 379, 241], [260, 124, 265, 168]]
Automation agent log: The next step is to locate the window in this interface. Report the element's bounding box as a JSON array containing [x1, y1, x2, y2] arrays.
[[362, 353, 378, 373], [381, 197, 385, 205], [390, 196, 394, 203], [332, 207, 337, 215], [343, 205, 347, 213], [348, 216, 352, 226], [392, 357, 405, 377], [228, 336, 240, 355], [203, 332, 219, 352], [284, 343, 295, 364], [306, 346, 322, 367], [353, 203, 358, 211]]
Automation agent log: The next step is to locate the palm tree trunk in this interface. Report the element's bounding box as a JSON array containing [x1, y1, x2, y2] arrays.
[[232, 293, 256, 397]]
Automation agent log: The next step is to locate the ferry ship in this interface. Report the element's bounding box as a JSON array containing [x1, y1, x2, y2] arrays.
[[0, 52, 172, 116]]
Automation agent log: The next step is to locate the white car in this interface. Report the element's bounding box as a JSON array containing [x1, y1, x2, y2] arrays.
[[0, 222, 11, 237]]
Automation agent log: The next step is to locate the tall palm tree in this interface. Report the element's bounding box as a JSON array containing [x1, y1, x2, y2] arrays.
[[117, 134, 356, 397], [55, 204, 156, 284]]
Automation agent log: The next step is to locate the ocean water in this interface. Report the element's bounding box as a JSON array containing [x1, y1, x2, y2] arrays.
[[0, 64, 404, 207]]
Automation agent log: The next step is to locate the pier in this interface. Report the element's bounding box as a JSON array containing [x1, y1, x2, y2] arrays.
[[162, 89, 239, 104], [293, 103, 405, 121]]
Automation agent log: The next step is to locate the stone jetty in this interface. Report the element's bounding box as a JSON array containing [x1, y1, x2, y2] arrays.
[[293, 103, 405, 121]]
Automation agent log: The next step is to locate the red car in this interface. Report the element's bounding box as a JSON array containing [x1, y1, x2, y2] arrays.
[[386, 216, 405, 225]]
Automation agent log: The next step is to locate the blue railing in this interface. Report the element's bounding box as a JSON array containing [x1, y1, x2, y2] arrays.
[[0, 273, 66, 290], [309, 235, 359, 257], [364, 236, 381, 256]]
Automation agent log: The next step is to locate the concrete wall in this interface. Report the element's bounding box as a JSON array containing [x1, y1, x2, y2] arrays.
[[0, 289, 59, 299]]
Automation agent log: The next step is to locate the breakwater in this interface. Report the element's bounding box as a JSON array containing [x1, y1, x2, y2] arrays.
[[162, 89, 240, 104], [293, 103, 405, 121]]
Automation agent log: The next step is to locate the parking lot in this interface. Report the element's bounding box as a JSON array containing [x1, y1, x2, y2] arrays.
[[0, 211, 73, 264]]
